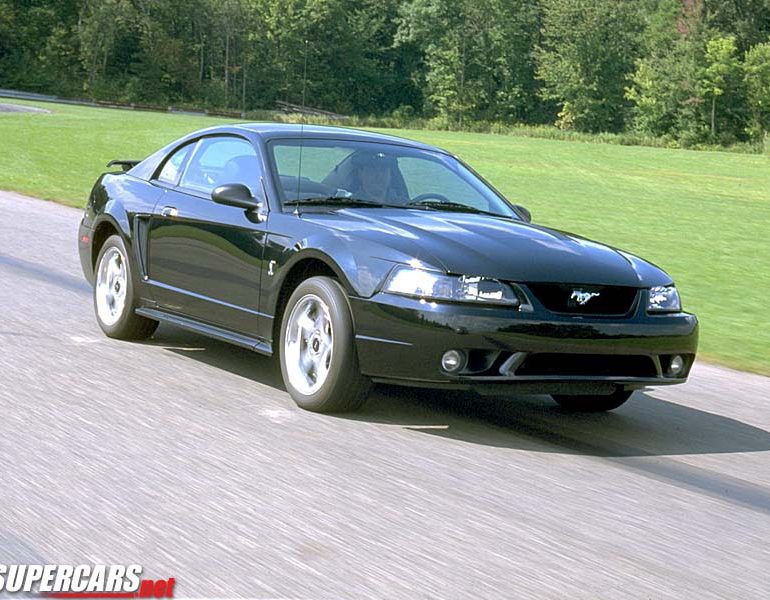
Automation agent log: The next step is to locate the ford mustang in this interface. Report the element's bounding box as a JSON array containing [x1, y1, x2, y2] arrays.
[[78, 124, 698, 413]]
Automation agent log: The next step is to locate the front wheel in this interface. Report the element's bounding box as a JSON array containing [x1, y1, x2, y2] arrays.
[[279, 276, 371, 413], [551, 390, 633, 412]]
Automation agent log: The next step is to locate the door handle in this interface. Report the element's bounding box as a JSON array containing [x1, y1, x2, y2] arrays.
[[160, 206, 178, 218]]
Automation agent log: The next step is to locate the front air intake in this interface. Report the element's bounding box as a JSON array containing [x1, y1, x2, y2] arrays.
[[515, 354, 657, 378], [525, 283, 639, 316]]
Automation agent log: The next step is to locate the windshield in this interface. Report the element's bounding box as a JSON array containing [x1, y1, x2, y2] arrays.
[[267, 138, 519, 219]]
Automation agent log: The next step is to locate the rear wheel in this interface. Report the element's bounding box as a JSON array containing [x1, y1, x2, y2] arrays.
[[279, 276, 370, 413], [93, 234, 158, 340], [551, 390, 633, 412]]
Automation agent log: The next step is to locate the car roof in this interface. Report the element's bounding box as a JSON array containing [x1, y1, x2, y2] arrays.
[[128, 123, 449, 181], [234, 123, 446, 153]]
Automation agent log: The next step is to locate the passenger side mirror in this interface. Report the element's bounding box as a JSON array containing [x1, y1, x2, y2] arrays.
[[514, 205, 532, 223], [212, 183, 262, 212]]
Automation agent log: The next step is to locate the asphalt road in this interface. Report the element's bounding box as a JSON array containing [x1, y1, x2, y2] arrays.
[[1, 190, 769, 599], [0, 103, 50, 113]]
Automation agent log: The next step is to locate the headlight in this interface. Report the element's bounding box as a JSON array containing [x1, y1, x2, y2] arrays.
[[647, 285, 681, 312], [383, 266, 525, 307]]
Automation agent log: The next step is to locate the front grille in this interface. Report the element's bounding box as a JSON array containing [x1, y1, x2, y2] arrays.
[[516, 353, 657, 378], [526, 283, 638, 316]]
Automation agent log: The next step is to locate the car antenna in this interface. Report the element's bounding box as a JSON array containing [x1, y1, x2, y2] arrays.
[[294, 39, 309, 217]]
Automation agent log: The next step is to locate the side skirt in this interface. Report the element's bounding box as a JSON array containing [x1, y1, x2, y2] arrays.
[[136, 307, 272, 356]]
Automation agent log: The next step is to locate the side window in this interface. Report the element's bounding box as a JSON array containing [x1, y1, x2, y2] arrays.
[[179, 136, 261, 196], [156, 143, 193, 185]]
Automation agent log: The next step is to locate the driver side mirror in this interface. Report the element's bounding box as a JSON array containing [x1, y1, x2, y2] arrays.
[[513, 205, 532, 223], [212, 183, 262, 212]]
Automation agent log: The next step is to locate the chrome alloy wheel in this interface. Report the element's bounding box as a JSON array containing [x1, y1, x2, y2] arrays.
[[95, 246, 128, 327], [284, 294, 334, 395]]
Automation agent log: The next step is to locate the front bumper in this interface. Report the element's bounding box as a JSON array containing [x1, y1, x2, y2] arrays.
[[350, 292, 698, 395]]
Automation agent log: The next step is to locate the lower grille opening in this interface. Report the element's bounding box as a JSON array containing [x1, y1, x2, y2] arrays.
[[515, 353, 657, 378]]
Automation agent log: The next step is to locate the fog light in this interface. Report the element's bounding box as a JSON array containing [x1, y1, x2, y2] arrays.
[[668, 355, 685, 377], [441, 350, 466, 373]]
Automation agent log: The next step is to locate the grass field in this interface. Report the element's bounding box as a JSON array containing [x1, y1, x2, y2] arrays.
[[2, 99, 769, 375]]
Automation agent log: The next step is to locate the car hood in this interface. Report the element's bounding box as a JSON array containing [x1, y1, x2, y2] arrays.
[[302, 208, 672, 287]]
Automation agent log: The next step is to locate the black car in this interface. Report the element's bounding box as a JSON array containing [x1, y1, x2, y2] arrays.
[[78, 124, 698, 413]]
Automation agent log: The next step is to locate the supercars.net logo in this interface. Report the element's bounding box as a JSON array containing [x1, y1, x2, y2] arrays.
[[0, 565, 175, 598]]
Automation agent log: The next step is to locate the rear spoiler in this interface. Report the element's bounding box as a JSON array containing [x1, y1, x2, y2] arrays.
[[106, 159, 140, 172]]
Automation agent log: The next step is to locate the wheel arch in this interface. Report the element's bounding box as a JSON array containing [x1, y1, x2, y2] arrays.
[[90, 216, 127, 269], [270, 252, 355, 349]]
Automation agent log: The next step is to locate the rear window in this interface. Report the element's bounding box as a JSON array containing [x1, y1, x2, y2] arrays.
[[156, 143, 193, 185]]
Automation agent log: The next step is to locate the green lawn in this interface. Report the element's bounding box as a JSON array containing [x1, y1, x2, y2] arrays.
[[2, 99, 769, 375]]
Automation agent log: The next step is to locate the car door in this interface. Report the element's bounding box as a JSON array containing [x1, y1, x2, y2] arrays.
[[145, 135, 269, 339]]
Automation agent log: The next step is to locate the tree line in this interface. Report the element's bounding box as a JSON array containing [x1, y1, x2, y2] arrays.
[[2, 0, 770, 147]]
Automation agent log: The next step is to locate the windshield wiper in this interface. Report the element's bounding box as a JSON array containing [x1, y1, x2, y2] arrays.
[[406, 199, 515, 219], [285, 196, 518, 220], [283, 196, 389, 208]]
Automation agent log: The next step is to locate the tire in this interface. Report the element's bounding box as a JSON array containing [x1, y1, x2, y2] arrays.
[[552, 390, 633, 412], [93, 234, 158, 340], [279, 276, 371, 413]]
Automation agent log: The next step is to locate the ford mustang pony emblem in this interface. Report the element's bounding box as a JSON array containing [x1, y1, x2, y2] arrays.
[[570, 290, 600, 305]]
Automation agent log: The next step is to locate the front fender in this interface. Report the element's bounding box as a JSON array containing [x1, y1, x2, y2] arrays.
[[265, 222, 422, 299], [284, 235, 400, 298], [260, 214, 429, 337]]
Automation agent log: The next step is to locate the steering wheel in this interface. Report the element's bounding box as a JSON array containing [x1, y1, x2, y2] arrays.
[[410, 192, 451, 204]]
